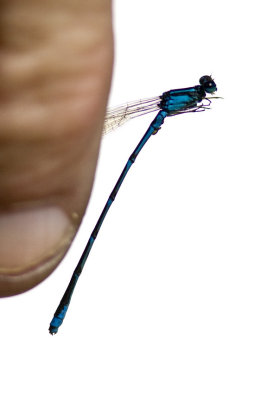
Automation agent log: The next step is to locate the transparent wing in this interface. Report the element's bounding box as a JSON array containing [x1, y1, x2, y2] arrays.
[[103, 96, 161, 134]]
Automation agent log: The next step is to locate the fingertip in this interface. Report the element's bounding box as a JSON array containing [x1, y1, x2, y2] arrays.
[[0, 0, 113, 295]]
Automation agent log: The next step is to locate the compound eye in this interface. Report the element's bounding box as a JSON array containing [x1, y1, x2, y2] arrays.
[[199, 75, 212, 85], [199, 75, 217, 94]]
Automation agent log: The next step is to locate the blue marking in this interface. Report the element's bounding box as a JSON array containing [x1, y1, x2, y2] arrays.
[[49, 305, 68, 334], [48, 75, 218, 334]]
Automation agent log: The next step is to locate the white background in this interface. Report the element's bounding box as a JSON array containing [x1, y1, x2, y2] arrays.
[[2, 1, 267, 399]]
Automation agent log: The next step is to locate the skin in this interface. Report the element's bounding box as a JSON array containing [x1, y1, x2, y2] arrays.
[[0, 0, 114, 296]]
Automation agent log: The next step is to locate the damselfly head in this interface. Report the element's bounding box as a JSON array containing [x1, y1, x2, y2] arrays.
[[199, 75, 217, 94]]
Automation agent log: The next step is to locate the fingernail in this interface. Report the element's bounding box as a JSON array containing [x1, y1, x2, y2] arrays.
[[0, 206, 74, 274]]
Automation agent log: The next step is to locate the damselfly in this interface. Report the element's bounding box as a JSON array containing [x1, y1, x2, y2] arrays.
[[49, 75, 218, 334]]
